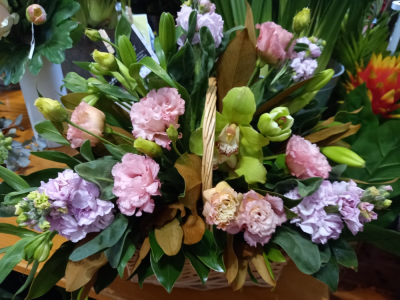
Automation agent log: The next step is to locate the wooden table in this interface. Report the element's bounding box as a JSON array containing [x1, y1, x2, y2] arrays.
[[0, 89, 329, 300]]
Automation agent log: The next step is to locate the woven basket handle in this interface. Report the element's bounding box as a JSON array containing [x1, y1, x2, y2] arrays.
[[202, 78, 217, 203]]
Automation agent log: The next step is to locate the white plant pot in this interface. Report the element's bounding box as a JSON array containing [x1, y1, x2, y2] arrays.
[[19, 57, 66, 148]]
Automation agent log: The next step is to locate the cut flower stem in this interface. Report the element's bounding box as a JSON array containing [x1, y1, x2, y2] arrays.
[[66, 120, 116, 147]]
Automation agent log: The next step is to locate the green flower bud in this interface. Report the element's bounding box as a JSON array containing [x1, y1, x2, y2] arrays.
[[34, 98, 68, 122], [182, 0, 192, 7], [89, 63, 111, 76], [361, 185, 393, 210], [38, 220, 51, 231], [258, 107, 293, 142], [134, 137, 163, 158], [33, 241, 52, 262], [305, 69, 334, 92], [92, 50, 119, 72], [24, 234, 47, 261], [15, 203, 23, 216], [16, 213, 29, 225], [382, 199, 392, 208], [293, 8, 311, 34], [85, 29, 101, 42], [321, 147, 365, 168], [82, 94, 100, 106], [166, 124, 179, 143]]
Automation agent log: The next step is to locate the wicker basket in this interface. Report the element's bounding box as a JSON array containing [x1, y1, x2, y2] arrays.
[[127, 78, 288, 290]]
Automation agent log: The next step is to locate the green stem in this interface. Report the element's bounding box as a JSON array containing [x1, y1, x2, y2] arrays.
[[109, 129, 136, 144], [247, 65, 260, 87], [263, 155, 279, 161], [100, 38, 119, 50], [66, 120, 116, 147], [172, 142, 182, 156]]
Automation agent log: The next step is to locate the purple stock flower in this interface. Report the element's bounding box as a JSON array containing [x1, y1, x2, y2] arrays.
[[39, 170, 114, 242], [359, 202, 378, 223]]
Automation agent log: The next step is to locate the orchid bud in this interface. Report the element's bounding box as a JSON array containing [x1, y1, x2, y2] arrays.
[[292, 8, 310, 34], [92, 50, 118, 72], [321, 147, 365, 168], [166, 124, 179, 143], [33, 240, 52, 262], [89, 63, 111, 76], [26, 4, 46, 25], [85, 29, 101, 41], [34, 98, 68, 122], [134, 137, 163, 158], [258, 107, 293, 142]]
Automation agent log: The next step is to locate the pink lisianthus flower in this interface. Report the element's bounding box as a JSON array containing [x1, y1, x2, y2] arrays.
[[130, 88, 185, 150], [255, 22, 295, 66], [286, 135, 331, 179], [231, 191, 287, 247], [112, 153, 161, 216], [67, 102, 106, 148]]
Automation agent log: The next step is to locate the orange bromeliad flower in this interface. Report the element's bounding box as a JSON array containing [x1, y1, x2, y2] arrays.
[[344, 53, 400, 118]]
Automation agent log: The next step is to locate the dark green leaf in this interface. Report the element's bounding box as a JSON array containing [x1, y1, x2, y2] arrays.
[[70, 214, 129, 261], [80, 140, 95, 161], [136, 255, 154, 289], [0, 166, 30, 191], [0, 246, 10, 254], [263, 253, 276, 280], [167, 41, 195, 92], [105, 229, 131, 269], [115, 13, 131, 49], [94, 262, 119, 295], [21, 169, 65, 188], [318, 244, 331, 264], [329, 238, 358, 270], [154, 37, 167, 70], [150, 250, 185, 293], [62, 72, 88, 93], [3, 188, 37, 206], [26, 242, 75, 300], [182, 245, 209, 285], [0, 204, 17, 218], [190, 229, 225, 272], [312, 255, 339, 292], [0, 224, 38, 238], [117, 231, 138, 278], [13, 260, 39, 299], [329, 165, 347, 181], [92, 83, 138, 102], [31, 151, 81, 169], [105, 144, 137, 161], [186, 11, 198, 44], [297, 177, 323, 197], [0, 236, 36, 285], [212, 226, 227, 254], [264, 243, 286, 263], [35, 120, 70, 146], [247, 265, 259, 284], [131, 57, 176, 88], [271, 226, 320, 274], [75, 160, 118, 200], [284, 206, 298, 219], [149, 228, 164, 263]]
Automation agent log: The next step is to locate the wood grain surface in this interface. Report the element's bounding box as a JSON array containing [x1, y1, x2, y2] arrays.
[[0, 89, 329, 300]]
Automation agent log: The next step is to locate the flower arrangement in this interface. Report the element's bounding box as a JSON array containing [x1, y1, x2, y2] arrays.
[[0, 0, 80, 85], [0, 1, 398, 298]]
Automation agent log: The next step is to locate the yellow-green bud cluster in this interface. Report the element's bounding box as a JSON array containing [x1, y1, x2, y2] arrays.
[[0, 132, 12, 164], [27, 190, 51, 210], [361, 186, 392, 210]]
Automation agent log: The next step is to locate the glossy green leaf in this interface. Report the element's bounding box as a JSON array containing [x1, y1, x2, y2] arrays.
[[263, 253, 275, 280], [318, 244, 331, 264], [80, 140, 95, 161], [92, 83, 138, 102], [75, 160, 118, 200], [264, 243, 286, 263], [131, 57, 177, 89], [22, 169, 66, 188], [186, 11, 198, 44], [117, 231, 139, 278], [105, 144, 138, 161], [154, 37, 167, 70], [329, 238, 358, 270], [70, 214, 129, 261], [149, 228, 164, 263], [0, 224, 38, 238], [273, 177, 323, 198], [3, 187, 37, 206], [235, 156, 267, 184], [212, 226, 227, 254], [189, 127, 203, 156], [150, 250, 185, 293], [13, 260, 39, 299], [60, 93, 89, 110], [167, 40, 195, 92], [118, 35, 137, 67], [31, 151, 81, 169], [190, 229, 225, 272], [105, 229, 132, 269], [312, 255, 339, 292], [115, 13, 131, 49], [26, 242, 75, 300], [35, 120, 70, 146], [222, 87, 256, 125], [136, 255, 154, 288], [0, 236, 36, 285], [94, 262, 119, 294], [271, 226, 320, 274], [0, 166, 30, 191], [62, 72, 88, 93], [182, 245, 209, 285]]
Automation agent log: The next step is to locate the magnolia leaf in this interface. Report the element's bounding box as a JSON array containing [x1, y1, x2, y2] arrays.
[[244, 1, 256, 47], [149, 229, 164, 263], [250, 245, 276, 286], [152, 203, 185, 227], [304, 122, 352, 144], [319, 125, 361, 147], [231, 258, 248, 291], [222, 87, 256, 125], [182, 215, 206, 245], [175, 153, 202, 215], [235, 156, 267, 184], [131, 238, 151, 275], [155, 218, 183, 256], [182, 245, 210, 285], [65, 252, 108, 292], [223, 233, 238, 284], [217, 29, 257, 109], [240, 125, 269, 152]]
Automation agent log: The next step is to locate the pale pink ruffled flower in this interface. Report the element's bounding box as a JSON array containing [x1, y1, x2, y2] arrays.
[[130, 88, 185, 150], [112, 153, 161, 216], [255, 22, 295, 65], [286, 135, 331, 179], [67, 102, 106, 148], [231, 191, 287, 246]]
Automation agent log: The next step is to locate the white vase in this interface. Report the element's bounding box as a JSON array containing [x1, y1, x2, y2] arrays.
[[19, 57, 66, 148]]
